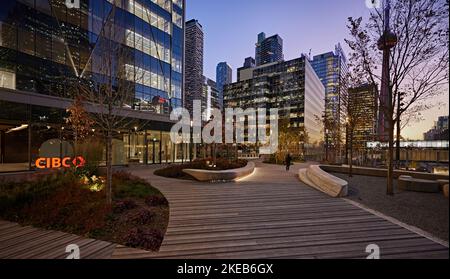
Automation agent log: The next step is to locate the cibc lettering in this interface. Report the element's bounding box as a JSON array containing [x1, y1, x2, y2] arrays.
[[35, 156, 86, 169]]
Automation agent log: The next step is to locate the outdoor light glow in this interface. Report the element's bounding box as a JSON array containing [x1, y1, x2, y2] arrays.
[[0, 0, 448, 264], [5, 124, 28, 134]]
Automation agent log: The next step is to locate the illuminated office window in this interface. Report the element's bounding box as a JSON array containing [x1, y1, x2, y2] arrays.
[[0, 70, 16, 90]]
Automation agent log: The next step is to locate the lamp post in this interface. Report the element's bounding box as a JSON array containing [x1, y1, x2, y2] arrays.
[[345, 117, 349, 164], [152, 138, 156, 164]]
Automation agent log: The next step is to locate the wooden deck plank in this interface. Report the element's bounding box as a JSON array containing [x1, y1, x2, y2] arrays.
[[124, 161, 448, 259], [0, 222, 116, 259], [1, 161, 447, 259]]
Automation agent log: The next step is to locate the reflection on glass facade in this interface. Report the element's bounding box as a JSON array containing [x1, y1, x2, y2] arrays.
[[310, 44, 348, 155], [347, 84, 378, 149], [0, 0, 183, 111], [216, 62, 232, 110], [224, 56, 325, 159], [0, 99, 192, 172], [0, 0, 186, 172]]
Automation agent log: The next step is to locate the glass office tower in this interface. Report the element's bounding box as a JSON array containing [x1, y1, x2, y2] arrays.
[[0, 0, 187, 172], [255, 32, 284, 66], [224, 56, 325, 160], [311, 44, 348, 161], [215, 62, 232, 110]]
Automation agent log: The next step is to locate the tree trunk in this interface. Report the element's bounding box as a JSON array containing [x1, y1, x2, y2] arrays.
[[387, 120, 395, 196], [106, 131, 113, 204], [395, 117, 401, 169], [349, 129, 353, 177]]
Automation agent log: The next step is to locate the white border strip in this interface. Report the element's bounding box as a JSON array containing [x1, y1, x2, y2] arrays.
[[343, 198, 449, 248]]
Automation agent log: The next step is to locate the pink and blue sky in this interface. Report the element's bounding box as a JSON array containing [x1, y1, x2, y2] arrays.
[[186, 0, 449, 140]]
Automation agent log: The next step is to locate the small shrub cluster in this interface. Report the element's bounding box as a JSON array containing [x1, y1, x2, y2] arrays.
[[113, 171, 161, 199], [132, 209, 155, 225], [113, 199, 137, 214], [145, 195, 169, 207], [123, 228, 164, 251], [0, 169, 169, 251], [19, 180, 110, 235], [0, 172, 76, 215]]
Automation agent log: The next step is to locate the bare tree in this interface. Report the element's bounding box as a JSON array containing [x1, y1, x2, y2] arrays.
[[316, 110, 344, 164], [66, 96, 95, 156], [73, 3, 149, 204], [346, 0, 449, 194], [346, 82, 377, 177]]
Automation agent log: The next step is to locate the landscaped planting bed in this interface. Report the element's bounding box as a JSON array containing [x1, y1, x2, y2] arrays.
[[0, 171, 169, 251], [154, 158, 248, 180]]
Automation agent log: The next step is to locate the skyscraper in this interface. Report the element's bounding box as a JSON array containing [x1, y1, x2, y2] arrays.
[[0, 0, 187, 171], [311, 44, 348, 161], [255, 32, 284, 66], [216, 62, 232, 110], [185, 19, 204, 114], [224, 56, 325, 159], [347, 84, 378, 150], [237, 57, 255, 82], [202, 76, 220, 121], [243, 57, 256, 68]]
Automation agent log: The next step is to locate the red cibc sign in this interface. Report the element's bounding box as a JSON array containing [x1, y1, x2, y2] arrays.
[[35, 156, 86, 169]]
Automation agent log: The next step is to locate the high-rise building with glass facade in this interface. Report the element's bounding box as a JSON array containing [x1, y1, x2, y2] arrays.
[[347, 83, 378, 150], [255, 32, 283, 66], [185, 19, 203, 114], [0, 0, 188, 173], [224, 56, 325, 159], [311, 44, 348, 161], [216, 62, 232, 110], [202, 76, 220, 121], [237, 57, 255, 82]]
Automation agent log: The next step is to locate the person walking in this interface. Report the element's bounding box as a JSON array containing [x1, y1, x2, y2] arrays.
[[285, 153, 292, 171]]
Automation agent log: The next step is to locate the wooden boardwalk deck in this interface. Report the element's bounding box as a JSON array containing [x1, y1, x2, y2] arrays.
[[115, 161, 448, 259], [1, 162, 448, 259], [0, 220, 116, 259]]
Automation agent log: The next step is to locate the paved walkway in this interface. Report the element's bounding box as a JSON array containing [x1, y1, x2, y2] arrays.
[[0, 220, 116, 259], [113, 161, 449, 259], [1, 162, 448, 259]]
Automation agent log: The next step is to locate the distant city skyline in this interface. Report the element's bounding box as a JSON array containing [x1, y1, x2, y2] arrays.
[[186, 0, 449, 140]]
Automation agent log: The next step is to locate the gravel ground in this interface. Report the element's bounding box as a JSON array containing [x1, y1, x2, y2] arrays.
[[332, 173, 449, 241]]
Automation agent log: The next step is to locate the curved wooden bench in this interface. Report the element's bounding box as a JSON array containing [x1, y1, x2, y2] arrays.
[[398, 175, 440, 193], [183, 162, 255, 182], [299, 165, 348, 197]]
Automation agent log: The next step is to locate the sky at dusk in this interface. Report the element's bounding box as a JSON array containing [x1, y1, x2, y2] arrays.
[[186, 0, 449, 140]]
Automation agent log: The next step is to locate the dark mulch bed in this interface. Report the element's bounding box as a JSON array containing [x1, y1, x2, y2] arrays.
[[0, 171, 169, 251], [332, 173, 449, 241], [154, 158, 248, 180]]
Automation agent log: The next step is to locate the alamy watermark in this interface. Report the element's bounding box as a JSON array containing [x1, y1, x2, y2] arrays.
[[66, 244, 80, 259], [170, 100, 279, 155], [366, 244, 381, 259], [365, 0, 381, 9], [65, 0, 80, 9]]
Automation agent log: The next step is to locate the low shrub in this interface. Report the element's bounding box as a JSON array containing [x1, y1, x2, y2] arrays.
[[0, 169, 170, 251], [145, 196, 169, 207], [123, 228, 164, 251], [113, 171, 161, 199], [113, 199, 137, 214], [0, 172, 77, 215], [18, 181, 110, 235], [132, 209, 155, 225]]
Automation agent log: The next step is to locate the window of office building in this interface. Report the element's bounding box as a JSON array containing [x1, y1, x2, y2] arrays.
[[127, 0, 172, 35], [0, 70, 15, 89]]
